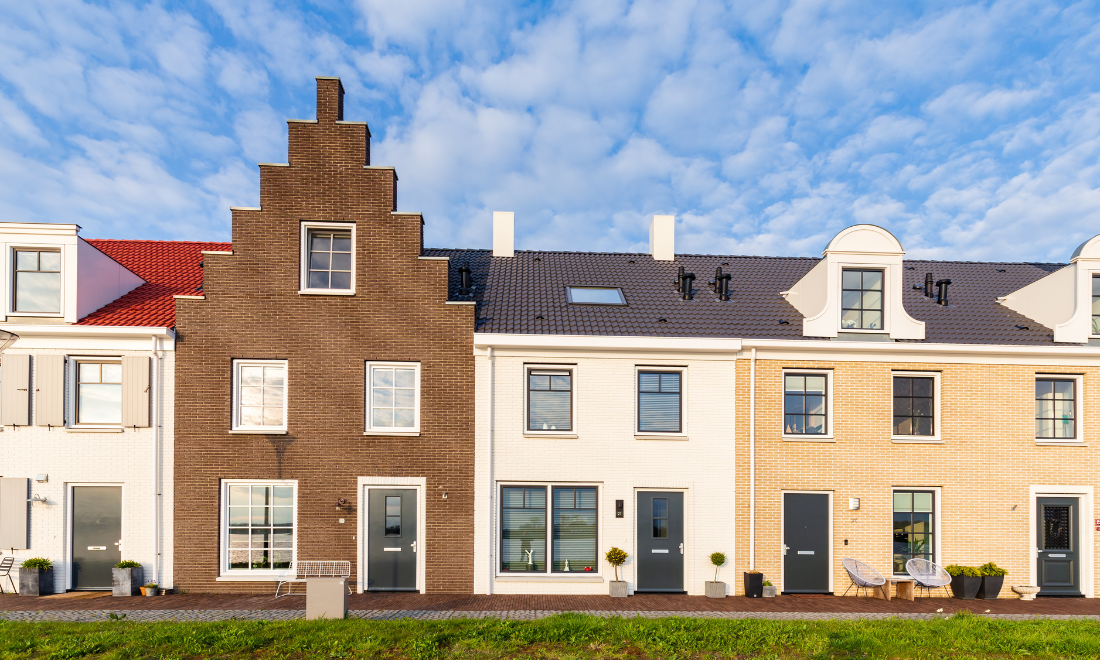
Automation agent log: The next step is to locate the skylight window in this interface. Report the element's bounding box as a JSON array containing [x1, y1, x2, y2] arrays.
[[566, 286, 626, 305]]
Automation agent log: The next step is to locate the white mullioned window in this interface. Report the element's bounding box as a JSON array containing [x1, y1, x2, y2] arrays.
[[13, 248, 62, 314], [74, 359, 122, 425], [300, 221, 355, 294], [232, 360, 288, 432], [366, 362, 421, 433], [222, 480, 296, 573]]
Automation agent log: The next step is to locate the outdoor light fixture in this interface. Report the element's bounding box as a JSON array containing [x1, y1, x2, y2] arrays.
[[848, 498, 860, 510], [442, 492, 448, 499], [336, 497, 350, 510], [35, 474, 47, 483]]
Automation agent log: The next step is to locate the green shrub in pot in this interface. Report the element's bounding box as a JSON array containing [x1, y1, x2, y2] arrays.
[[944, 565, 982, 599], [18, 558, 54, 596], [978, 562, 1008, 599]]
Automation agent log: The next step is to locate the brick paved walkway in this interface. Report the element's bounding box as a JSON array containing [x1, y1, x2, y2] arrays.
[[3, 592, 1099, 622]]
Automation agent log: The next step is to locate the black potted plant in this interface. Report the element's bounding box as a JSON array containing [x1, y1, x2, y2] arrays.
[[977, 562, 1007, 599], [945, 564, 982, 599], [744, 569, 764, 598], [18, 558, 54, 596], [112, 560, 143, 597]]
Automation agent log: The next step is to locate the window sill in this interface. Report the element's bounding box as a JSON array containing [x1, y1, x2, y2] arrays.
[[216, 573, 292, 582], [229, 429, 289, 435], [495, 574, 604, 583], [65, 427, 124, 433], [782, 436, 835, 442], [363, 430, 420, 437], [635, 434, 688, 441], [298, 289, 355, 296], [891, 437, 943, 444], [523, 433, 578, 439], [1035, 440, 1087, 446]]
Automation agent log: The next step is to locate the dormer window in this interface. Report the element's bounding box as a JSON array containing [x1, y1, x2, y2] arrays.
[[1092, 275, 1099, 335], [841, 269, 883, 330], [14, 249, 61, 313]]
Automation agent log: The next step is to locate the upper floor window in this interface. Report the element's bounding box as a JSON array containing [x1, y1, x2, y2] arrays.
[[300, 222, 354, 294], [14, 249, 61, 313], [232, 360, 287, 432], [1036, 378, 1076, 440], [366, 362, 420, 432], [1092, 275, 1100, 335], [784, 372, 829, 436], [893, 375, 935, 437], [76, 360, 122, 425], [527, 368, 572, 432], [638, 370, 682, 433], [841, 269, 883, 330]]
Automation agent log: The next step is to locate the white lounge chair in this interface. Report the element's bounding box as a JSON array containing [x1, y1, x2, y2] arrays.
[[905, 558, 952, 599], [841, 557, 887, 599]]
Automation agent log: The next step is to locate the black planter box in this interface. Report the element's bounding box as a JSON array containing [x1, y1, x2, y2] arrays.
[[743, 572, 764, 598], [978, 575, 1004, 600], [950, 575, 982, 599], [18, 567, 54, 596]]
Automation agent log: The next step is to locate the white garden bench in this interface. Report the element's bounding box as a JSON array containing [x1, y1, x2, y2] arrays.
[[275, 560, 352, 598]]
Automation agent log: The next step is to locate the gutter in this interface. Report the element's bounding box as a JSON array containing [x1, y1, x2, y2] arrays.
[[749, 347, 756, 572]]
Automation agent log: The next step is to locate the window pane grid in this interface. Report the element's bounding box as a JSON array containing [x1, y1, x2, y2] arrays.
[[14, 249, 61, 313], [307, 230, 352, 290], [638, 371, 682, 433], [784, 373, 827, 435], [552, 487, 597, 572], [892, 490, 934, 575], [528, 370, 572, 431], [893, 376, 934, 436], [371, 366, 417, 429], [501, 487, 546, 572], [237, 363, 285, 428], [227, 484, 294, 571], [1035, 378, 1075, 439], [841, 269, 883, 330], [1093, 275, 1100, 335], [76, 361, 122, 424]]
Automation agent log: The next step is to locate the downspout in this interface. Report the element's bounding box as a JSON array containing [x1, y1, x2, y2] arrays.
[[151, 334, 162, 587], [486, 346, 494, 594], [749, 347, 756, 571]]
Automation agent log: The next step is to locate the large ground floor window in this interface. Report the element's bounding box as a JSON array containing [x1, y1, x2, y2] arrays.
[[893, 490, 934, 574], [223, 481, 296, 573], [500, 484, 597, 574]]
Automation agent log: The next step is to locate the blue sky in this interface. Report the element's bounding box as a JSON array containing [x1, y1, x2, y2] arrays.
[[2, 1, 1099, 262]]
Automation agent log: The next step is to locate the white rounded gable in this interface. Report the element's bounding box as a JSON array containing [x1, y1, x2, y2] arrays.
[[823, 224, 904, 255], [1070, 234, 1100, 261]]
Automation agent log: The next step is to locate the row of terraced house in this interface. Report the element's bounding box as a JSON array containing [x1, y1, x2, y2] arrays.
[[1, 77, 1098, 599]]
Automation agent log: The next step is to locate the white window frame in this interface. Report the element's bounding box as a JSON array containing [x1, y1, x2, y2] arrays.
[[68, 356, 123, 429], [218, 479, 297, 578], [781, 368, 834, 441], [230, 359, 289, 434], [299, 221, 356, 295], [890, 486, 941, 576], [837, 266, 887, 334], [523, 364, 578, 437], [364, 361, 421, 436], [495, 481, 603, 580], [1034, 373, 1084, 445], [9, 244, 64, 317], [634, 366, 687, 438], [890, 371, 942, 443]]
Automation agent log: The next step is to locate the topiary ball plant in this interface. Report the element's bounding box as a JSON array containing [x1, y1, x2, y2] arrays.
[[115, 560, 142, 569], [979, 562, 1008, 576], [605, 547, 628, 581], [21, 558, 52, 570], [709, 552, 726, 582]]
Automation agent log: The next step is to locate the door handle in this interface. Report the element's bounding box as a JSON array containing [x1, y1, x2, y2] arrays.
[[678, 543, 683, 555], [782, 544, 789, 556], [411, 541, 417, 553]]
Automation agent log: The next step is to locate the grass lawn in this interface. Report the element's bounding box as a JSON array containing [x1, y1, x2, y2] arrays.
[[1, 613, 1099, 659]]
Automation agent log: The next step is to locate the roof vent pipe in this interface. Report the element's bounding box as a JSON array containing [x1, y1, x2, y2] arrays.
[[675, 266, 684, 292], [458, 266, 472, 295], [936, 279, 952, 306], [649, 215, 675, 261], [492, 211, 514, 258], [711, 266, 723, 291], [681, 272, 695, 300], [717, 273, 732, 301], [923, 272, 934, 298]]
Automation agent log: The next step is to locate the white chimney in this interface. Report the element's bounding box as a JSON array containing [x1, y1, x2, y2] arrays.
[[649, 215, 675, 261], [493, 211, 514, 258]]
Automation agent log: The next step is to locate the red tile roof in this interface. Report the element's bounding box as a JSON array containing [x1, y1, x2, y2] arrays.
[[76, 240, 232, 328]]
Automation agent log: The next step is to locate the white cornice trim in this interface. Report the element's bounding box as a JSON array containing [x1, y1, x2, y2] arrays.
[[473, 333, 742, 353], [740, 337, 1100, 359], [0, 324, 174, 338]]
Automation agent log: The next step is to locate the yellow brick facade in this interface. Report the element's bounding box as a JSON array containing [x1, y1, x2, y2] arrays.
[[735, 356, 1099, 597]]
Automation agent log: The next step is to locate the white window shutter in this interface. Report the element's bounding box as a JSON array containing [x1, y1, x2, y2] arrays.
[[0, 477, 29, 549], [122, 356, 150, 428], [35, 354, 65, 427], [1, 354, 30, 426]]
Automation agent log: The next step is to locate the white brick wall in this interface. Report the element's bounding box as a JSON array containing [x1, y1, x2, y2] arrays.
[[0, 343, 175, 592], [474, 348, 737, 595]]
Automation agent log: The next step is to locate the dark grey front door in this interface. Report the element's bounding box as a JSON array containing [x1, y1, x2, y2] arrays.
[[71, 486, 122, 590], [783, 492, 830, 594], [1037, 497, 1080, 596], [636, 491, 684, 593], [367, 489, 417, 591]]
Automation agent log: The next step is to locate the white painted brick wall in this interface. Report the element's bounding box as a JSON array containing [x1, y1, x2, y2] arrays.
[[475, 350, 737, 595], [0, 347, 175, 593]]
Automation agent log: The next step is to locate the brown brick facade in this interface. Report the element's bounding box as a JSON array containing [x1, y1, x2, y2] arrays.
[[173, 77, 474, 593]]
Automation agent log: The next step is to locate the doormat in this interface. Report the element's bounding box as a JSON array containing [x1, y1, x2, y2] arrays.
[[791, 594, 834, 598], [39, 592, 111, 600]]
